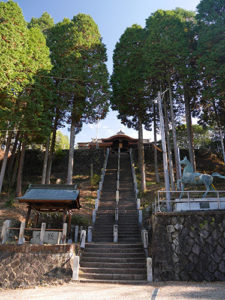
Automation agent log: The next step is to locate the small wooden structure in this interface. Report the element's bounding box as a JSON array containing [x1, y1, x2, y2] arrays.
[[17, 184, 81, 232]]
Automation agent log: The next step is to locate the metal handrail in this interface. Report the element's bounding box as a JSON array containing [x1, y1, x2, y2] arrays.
[[155, 190, 225, 212]]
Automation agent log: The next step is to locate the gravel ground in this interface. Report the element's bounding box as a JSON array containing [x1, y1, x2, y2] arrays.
[[0, 282, 225, 300]]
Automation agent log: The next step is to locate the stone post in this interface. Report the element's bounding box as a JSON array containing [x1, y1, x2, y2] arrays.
[[99, 181, 102, 191], [92, 209, 96, 224], [138, 209, 142, 225], [95, 198, 99, 210], [116, 190, 119, 204], [1, 220, 11, 244], [40, 222, 46, 245], [137, 198, 140, 210], [97, 189, 100, 200], [115, 208, 119, 222], [61, 223, 67, 244], [147, 257, 153, 282], [79, 226, 83, 241], [74, 225, 79, 243], [87, 226, 92, 242], [141, 229, 148, 249], [117, 180, 119, 190], [113, 225, 118, 243], [18, 221, 25, 245], [80, 230, 86, 248], [72, 256, 80, 281]]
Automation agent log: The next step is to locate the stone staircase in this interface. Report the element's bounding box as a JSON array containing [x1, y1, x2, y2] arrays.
[[79, 151, 147, 283]]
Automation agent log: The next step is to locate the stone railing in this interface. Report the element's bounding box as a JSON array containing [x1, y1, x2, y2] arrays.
[[113, 148, 120, 243], [0, 220, 88, 248], [129, 148, 142, 226], [155, 190, 225, 213], [129, 148, 152, 282], [91, 148, 110, 236]]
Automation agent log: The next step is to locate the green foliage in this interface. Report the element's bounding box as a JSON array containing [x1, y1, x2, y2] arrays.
[[196, 0, 225, 128], [71, 214, 90, 227], [55, 131, 69, 150], [91, 174, 100, 186], [0, 1, 53, 145], [28, 12, 54, 34], [47, 14, 110, 127], [111, 24, 152, 130], [4, 192, 15, 207], [175, 124, 212, 149]]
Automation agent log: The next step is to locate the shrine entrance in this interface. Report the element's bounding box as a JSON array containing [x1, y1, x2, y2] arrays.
[[102, 131, 138, 152]]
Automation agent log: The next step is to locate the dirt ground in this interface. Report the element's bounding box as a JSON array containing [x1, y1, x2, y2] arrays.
[[1, 281, 225, 300]]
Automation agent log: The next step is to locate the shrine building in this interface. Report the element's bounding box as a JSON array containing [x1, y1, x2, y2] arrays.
[[77, 131, 150, 152]]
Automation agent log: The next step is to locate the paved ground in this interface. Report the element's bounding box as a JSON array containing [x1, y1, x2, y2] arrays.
[[1, 282, 225, 300]]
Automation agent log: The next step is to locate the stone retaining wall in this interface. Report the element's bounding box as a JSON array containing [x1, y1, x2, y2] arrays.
[[0, 244, 79, 289], [152, 211, 225, 281]]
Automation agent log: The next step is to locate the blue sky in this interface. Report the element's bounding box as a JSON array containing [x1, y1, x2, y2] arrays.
[[14, 0, 200, 143]]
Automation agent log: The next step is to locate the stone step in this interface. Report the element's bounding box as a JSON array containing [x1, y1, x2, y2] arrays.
[[84, 247, 144, 254], [82, 252, 144, 258], [82, 257, 145, 263], [79, 272, 146, 281], [79, 279, 147, 284], [80, 261, 146, 269], [80, 267, 146, 275], [85, 243, 143, 248]]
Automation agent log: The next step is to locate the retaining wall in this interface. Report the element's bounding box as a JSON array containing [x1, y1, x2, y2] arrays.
[[152, 211, 225, 281], [0, 244, 79, 289]]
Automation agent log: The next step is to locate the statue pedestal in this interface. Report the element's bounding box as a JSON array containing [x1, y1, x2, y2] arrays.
[[174, 198, 225, 212]]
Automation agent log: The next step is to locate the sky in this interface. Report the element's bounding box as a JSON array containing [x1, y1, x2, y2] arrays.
[[12, 0, 201, 144]]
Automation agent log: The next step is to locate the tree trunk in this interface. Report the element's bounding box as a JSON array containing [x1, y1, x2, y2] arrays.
[[219, 128, 225, 164], [157, 91, 171, 210], [45, 115, 58, 184], [212, 99, 225, 164], [153, 103, 160, 183], [163, 97, 175, 190], [184, 91, 196, 171], [67, 118, 76, 185], [16, 140, 26, 197], [0, 132, 12, 194], [7, 131, 20, 182], [138, 117, 146, 192], [168, 81, 181, 182], [11, 141, 21, 188], [41, 136, 50, 184]]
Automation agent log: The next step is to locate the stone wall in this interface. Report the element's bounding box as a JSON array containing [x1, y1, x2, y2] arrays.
[[0, 244, 79, 289], [152, 211, 225, 281]]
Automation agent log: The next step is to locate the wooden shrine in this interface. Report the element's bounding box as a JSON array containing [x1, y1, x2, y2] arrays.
[[17, 184, 81, 232]]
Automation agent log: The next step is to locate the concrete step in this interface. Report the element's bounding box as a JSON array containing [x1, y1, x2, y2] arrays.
[[85, 243, 143, 248], [79, 279, 147, 284], [79, 272, 146, 281], [80, 267, 146, 275], [82, 252, 144, 258], [84, 247, 144, 254], [82, 257, 145, 263], [80, 261, 146, 269]]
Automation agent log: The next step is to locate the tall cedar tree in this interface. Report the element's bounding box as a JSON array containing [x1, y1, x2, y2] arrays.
[[111, 25, 152, 192], [0, 1, 53, 194], [144, 9, 198, 171], [47, 14, 109, 184], [196, 0, 225, 162], [0, 0, 29, 193]]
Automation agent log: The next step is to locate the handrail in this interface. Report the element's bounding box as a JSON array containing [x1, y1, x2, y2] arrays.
[[155, 190, 225, 213]]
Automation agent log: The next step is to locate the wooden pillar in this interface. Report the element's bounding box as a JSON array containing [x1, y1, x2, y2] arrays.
[[34, 212, 39, 227], [62, 209, 67, 224], [68, 211, 72, 237], [25, 206, 32, 227]]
